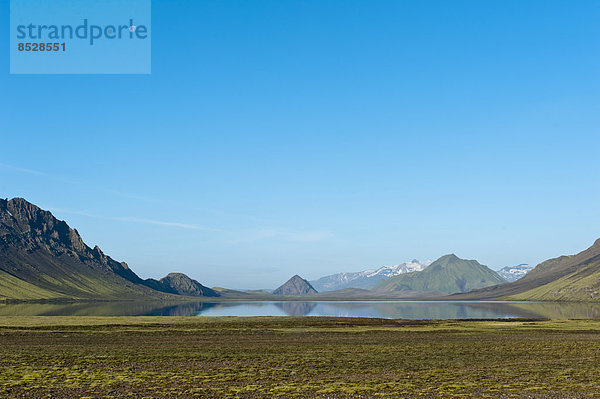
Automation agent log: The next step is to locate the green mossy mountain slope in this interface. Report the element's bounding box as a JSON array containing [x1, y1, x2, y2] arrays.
[[375, 254, 506, 294], [454, 238, 600, 301]]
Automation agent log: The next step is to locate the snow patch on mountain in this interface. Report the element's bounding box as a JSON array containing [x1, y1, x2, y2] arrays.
[[497, 264, 534, 282]]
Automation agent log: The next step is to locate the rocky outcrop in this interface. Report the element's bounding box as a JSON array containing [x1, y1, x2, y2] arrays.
[[0, 198, 143, 285], [145, 273, 219, 297]]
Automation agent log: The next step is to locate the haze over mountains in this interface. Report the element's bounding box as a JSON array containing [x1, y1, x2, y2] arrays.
[[310, 260, 432, 292]]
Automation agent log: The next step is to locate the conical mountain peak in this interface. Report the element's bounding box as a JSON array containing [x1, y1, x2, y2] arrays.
[[273, 275, 318, 296]]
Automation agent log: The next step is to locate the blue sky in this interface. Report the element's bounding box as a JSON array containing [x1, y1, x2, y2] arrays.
[[1, 1, 599, 289]]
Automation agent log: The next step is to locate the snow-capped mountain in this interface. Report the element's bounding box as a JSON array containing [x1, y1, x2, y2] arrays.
[[310, 260, 432, 292], [497, 264, 534, 282]]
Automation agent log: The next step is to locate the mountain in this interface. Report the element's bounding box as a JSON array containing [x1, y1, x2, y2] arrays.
[[311, 260, 432, 291], [144, 273, 218, 297], [455, 239, 600, 301], [497, 264, 534, 282], [374, 254, 506, 295], [273, 275, 318, 296], [0, 198, 215, 301]]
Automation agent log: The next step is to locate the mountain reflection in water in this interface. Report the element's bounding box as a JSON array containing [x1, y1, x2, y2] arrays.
[[275, 301, 317, 316], [2, 300, 600, 319]]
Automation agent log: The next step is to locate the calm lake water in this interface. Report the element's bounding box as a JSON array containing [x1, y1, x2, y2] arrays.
[[1, 300, 600, 319]]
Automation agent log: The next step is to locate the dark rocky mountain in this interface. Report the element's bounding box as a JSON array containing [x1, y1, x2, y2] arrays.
[[374, 254, 506, 295], [145, 273, 218, 297], [0, 198, 216, 301], [454, 238, 600, 301], [273, 275, 318, 296]]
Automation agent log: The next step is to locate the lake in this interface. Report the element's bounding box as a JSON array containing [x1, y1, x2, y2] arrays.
[[1, 300, 600, 319]]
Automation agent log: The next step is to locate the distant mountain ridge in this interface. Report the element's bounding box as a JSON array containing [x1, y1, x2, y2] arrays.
[[4, 198, 599, 303], [0, 198, 217, 301], [375, 254, 506, 294], [497, 264, 534, 282], [311, 260, 432, 291]]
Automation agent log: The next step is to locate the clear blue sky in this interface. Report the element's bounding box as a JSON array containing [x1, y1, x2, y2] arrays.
[[1, 1, 599, 289]]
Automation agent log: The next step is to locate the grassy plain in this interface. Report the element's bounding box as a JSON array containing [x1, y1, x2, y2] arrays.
[[0, 317, 599, 398]]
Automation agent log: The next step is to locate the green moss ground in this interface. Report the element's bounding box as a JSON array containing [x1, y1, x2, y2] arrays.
[[0, 317, 599, 398]]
